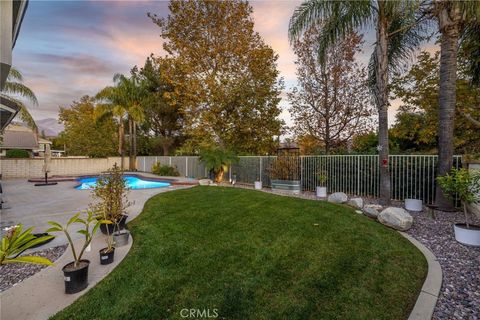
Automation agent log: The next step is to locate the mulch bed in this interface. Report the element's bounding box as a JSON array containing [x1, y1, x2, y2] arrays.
[[0, 245, 67, 292]]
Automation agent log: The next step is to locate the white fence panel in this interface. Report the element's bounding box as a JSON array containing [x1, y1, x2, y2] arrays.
[[137, 155, 462, 204]]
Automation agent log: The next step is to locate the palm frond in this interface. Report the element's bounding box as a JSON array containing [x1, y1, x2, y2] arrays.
[[289, 0, 373, 61], [1, 95, 38, 132], [387, 8, 431, 74], [2, 81, 39, 106], [6, 67, 23, 82], [368, 2, 430, 93], [461, 21, 480, 85]]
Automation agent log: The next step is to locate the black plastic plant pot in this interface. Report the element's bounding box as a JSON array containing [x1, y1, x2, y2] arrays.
[[99, 214, 128, 235], [62, 259, 90, 294], [99, 247, 115, 265]]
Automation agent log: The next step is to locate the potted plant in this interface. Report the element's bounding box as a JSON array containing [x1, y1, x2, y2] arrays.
[[316, 171, 327, 198], [254, 175, 262, 190], [99, 231, 115, 265], [269, 156, 301, 194], [91, 164, 131, 238], [199, 147, 238, 183], [94, 199, 115, 265], [46, 211, 106, 293], [1, 225, 53, 265], [437, 168, 480, 246]]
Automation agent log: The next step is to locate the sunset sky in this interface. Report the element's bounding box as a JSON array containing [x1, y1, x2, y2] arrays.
[[12, 0, 438, 128]]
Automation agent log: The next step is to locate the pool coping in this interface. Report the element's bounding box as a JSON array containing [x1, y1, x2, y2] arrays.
[[27, 172, 199, 186]]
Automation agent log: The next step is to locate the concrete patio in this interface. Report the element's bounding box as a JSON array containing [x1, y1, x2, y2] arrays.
[[0, 175, 195, 320], [0, 174, 196, 249]]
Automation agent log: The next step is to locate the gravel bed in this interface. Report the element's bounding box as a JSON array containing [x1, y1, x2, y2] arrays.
[[406, 211, 480, 320], [0, 245, 67, 292]]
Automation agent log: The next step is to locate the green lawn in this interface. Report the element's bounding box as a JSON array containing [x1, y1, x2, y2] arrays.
[[52, 187, 427, 320]]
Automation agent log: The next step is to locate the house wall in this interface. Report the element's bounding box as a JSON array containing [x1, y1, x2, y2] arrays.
[[0, 157, 129, 179]]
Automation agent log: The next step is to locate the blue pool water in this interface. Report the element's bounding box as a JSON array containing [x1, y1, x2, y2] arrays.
[[75, 175, 171, 190]]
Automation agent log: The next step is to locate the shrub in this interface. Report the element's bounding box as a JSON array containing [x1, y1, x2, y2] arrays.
[[90, 163, 130, 233], [199, 147, 238, 182], [151, 163, 180, 176], [0, 225, 53, 265], [437, 168, 480, 228], [6, 149, 29, 158], [268, 156, 300, 180]]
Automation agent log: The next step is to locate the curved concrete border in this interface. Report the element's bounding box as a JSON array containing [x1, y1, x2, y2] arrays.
[[0, 185, 194, 320], [0, 233, 133, 320], [399, 232, 442, 320]]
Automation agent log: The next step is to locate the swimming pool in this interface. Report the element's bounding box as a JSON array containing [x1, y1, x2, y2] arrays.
[[75, 175, 171, 190]]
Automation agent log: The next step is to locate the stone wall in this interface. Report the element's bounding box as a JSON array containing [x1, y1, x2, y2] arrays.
[[0, 157, 129, 179]]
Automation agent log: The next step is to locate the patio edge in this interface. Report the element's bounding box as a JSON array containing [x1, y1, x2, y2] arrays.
[[399, 232, 442, 320]]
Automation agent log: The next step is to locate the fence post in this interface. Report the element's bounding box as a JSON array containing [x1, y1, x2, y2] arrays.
[[143, 157, 146, 172], [259, 157, 262, 182], [169, 157, 172, 166], [185, 157, 188, 177], [356, 156, 360, 195], [300, 156, 304, 192]]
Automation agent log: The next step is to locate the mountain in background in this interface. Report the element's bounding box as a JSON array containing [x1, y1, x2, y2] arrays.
[[37, 118, 64, 137]]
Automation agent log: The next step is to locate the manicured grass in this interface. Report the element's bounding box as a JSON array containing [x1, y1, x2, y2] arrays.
[[52, 187, 427, 320]]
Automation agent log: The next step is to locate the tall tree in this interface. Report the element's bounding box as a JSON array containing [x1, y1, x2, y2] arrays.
[[149, 0, 284, 155], [58, 96, 118, 158], [391, 50, 480, 154], [96, 71, 147, 170], [138, 56, 184, 156], [288, 28, 373, 154], [289, 0, 427, 204], [1, 67, 38, 132], [430, 1, 480, 208]]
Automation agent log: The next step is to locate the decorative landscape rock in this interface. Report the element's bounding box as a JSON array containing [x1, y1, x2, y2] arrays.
[[347, 197, 363, 209], [198, 179, 212, 186], [327, 192, 348, 204], [378, 207, 413, 231], [355, 210, 363, 214], [363, 204, 383, 219]]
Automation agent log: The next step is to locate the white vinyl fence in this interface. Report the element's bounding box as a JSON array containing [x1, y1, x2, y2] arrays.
[[137, 155, 462, 204]]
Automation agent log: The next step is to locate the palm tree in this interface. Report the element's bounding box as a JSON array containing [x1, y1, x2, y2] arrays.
[[96, 72, 146, 171], [289, 0, 428, 204], [1, 67, 38, 132], [432, 1, 480, 208]]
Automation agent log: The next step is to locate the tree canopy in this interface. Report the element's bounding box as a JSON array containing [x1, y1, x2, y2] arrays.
[[288, 27, 374, 154], [58, 96, 118, 158], [391, 50, 480, 154], [149, 0, 284, 155]]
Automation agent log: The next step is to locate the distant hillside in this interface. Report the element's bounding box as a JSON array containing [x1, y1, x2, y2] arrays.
[[37, 118, 64, 137]]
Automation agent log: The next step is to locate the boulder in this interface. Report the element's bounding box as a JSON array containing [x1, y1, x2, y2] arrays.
[[363, 204, 383, 219], [327, 192, 348, 204], [355, 210, 363, 214], [198, 179, 212, 186], [347, 197, 363, 209], [378, 207, 413, 231]]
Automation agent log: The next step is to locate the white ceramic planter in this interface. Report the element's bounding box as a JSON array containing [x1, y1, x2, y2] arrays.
[[254, 181, 262, 190], [405, 199, 423, 212], [316, 186, 327, 198], [454, 224, 480, 246]]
